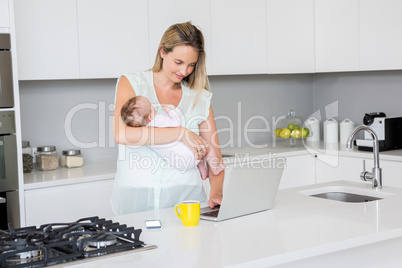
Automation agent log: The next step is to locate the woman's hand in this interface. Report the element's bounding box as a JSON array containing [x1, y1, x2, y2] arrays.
[[208, 192, 223, 208], [180, 128, 209, 160]]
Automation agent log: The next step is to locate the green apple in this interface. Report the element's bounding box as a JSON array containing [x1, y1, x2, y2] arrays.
[[280, 128, 291, 138], [291, 129, 302, 138], [287, 124, 295, 131], [301, 128, 310, 138], [275, 128, 282, 137]]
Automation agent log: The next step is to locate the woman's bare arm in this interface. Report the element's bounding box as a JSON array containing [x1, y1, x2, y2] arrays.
[[113, 76, 208, 157], [199, 106, 224, 207]]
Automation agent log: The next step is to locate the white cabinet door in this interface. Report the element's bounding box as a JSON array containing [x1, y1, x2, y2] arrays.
[[364, 159, 402, 188], [24, 179, 115, 226], [13, 0, 80, 80], [77, 0, 149, 79], [148, 0, 211, 74], [279, 154, 315, 190], [266, 0, 314, 74], [360, 0, 402, 71], [0, 0, 10, 28], [316, 155, 368, 184], [211, 0, 266, 75], [315, 0, 359, 72]]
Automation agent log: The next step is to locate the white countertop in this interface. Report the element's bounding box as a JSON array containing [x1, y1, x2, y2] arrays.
[[23, 160, 117, 190], [63, 180, 402, 267]]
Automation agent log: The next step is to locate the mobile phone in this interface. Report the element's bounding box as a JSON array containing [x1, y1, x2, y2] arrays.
[[145, 220, 162, 229]]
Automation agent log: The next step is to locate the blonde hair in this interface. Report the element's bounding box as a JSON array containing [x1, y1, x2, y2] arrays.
[[121, 97, 149, 127], [151, 21, 210, 107]]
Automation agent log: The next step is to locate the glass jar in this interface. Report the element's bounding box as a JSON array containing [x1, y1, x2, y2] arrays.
[[275, 110, 306, 146], [60, 149, 84, 168], [36, 146, 59, 171], [22, 141, 33, 173]]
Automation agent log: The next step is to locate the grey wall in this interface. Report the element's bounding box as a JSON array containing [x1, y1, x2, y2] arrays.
[[313, 70, 402, 125], [19, 74, 314, 162], [21, 70, 401, 163], [210, 74, 314, 147], [19, 79, 117, 163]]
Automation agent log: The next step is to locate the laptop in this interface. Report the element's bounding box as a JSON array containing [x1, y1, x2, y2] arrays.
[[200, 156, 284, 222]]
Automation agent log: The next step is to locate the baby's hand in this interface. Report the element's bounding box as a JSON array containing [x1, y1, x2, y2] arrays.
[[162, 104, 176, 113]]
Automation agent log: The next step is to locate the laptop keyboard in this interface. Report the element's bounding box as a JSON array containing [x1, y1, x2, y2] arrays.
[[202, 209, 220, 217]]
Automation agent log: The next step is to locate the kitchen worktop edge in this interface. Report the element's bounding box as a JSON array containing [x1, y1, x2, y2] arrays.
[[23, 142, 402, 190]]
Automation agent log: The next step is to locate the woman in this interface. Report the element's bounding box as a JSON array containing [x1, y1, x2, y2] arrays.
[[111, 22, 224, 215]]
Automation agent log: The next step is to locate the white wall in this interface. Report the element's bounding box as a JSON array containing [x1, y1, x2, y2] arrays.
[[19, 74, 314, 162]]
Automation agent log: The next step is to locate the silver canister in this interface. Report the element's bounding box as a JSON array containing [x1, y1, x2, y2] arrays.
[[36, 146, 58, 171], [60, 149, 84, 168]]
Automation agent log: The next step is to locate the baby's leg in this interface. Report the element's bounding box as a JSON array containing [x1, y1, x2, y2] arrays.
[[204, 148, 225, 176], [197, 161, 208, 180]]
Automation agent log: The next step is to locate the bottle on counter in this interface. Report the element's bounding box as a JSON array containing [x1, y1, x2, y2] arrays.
[[22, 141, 33, 173], [36, 146, 59, 171], [60, 149, 84, 168]]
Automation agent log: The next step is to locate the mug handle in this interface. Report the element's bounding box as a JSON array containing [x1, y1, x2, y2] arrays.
[[175, 205, 181, 219]]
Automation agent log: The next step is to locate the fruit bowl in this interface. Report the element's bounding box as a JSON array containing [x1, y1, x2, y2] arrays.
[[274, 110, 310, 145]]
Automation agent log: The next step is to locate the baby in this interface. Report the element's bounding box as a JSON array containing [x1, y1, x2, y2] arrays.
[[120, 96, 225, 179]]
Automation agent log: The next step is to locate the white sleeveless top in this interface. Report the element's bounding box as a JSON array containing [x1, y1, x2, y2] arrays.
[[111, 70, 212, 215]]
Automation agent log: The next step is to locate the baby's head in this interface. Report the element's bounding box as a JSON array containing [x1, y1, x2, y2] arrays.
[[121, 96, 156, 127]]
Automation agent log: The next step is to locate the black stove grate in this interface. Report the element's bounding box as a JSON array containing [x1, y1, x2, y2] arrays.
[[0, 216, 147, 267]]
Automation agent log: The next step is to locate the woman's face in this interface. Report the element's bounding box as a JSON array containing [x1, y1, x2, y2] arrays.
[[160, 45, 199, 83]]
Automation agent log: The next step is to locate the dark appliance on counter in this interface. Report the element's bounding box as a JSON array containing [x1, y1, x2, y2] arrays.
[[0, 34, 14, 108], [356, 112, 402, 152], [0, 216, 157, 267], [0, 110, 19, 230]]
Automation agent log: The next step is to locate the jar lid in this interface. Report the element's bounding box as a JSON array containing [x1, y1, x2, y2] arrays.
[[62, 149, 81, 156], [37, 146, 56, 152], [22, 141, 30, 147]]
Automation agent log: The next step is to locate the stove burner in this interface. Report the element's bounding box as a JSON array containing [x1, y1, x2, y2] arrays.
[[5, 248, 44, 265], [86, 234, 117, 248], [0, 216, 156, 267]]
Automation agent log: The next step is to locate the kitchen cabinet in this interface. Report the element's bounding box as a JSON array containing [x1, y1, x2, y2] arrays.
[[360, 0, 402, 71], [266, 0, 315, 74], [279, 154, 315, 189], [0, 0, 10, 28], [315, 0, 359, 72], [13, 0, 80, 80], [148, 0, 212, 74], [363, 158, 402, 189], [315, 155, 366, 184], [316, 154, 402, 189], [77, 0, 149, 79], [14, 0, 149, 80], [24, 179, 115, 226], [210, 0, 266, 75]]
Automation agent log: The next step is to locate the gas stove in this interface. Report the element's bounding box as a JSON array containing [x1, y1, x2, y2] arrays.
[[0, 216, 156, 267]]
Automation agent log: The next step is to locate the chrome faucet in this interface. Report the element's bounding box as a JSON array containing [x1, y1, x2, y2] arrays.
[[346, 125, 382, 188]]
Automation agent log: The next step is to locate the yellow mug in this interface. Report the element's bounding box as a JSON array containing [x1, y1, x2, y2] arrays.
[[175, 200, 200, 227]]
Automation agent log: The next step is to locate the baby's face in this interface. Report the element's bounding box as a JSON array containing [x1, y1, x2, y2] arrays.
[[136, 96, 156, 122]]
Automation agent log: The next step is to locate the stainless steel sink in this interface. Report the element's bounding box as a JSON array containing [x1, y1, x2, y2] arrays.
[[310, 192, 382, 203], [299, 186, 394, 203]]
